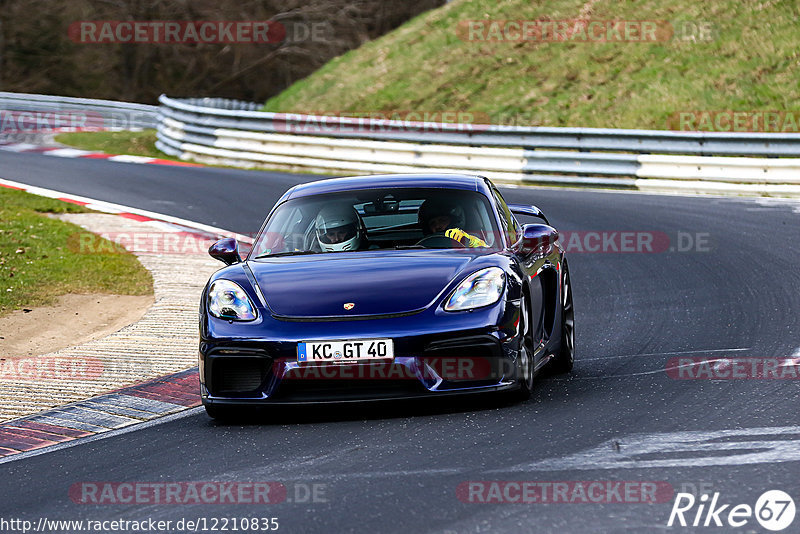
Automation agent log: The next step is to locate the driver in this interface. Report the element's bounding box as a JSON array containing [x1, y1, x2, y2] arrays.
[[315, 205, 364, 252], [418, 198, 488, 248]]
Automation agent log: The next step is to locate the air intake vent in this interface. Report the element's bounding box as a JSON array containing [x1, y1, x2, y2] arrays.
[[211, 358, 269, 394]]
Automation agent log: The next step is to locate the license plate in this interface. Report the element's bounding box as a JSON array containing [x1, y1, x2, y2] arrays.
[[297, 339, 394, 364]]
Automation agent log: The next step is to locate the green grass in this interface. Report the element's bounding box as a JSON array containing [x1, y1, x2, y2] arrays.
[[54, 130, 181, 160], [57, 2, 800, 162], [261, 0, 800, 129], [54, 130, 332, 175], [0, 188, 153, 317]]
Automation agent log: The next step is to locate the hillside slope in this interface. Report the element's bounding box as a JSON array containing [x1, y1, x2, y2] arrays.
[[263, 0, 799, 129]]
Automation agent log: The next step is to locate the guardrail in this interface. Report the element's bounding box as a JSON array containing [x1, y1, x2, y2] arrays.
[[3, 91, 797, 195], [0, 92, 158, 131], [156, 95, 800, 195], [156, 95, 800, 157]]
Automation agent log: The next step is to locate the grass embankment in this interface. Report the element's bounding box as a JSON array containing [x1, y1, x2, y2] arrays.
[[54, 130, 331, 174], [0, 188, 152, 317], [56, 0, 800, 159], [262, 0, 800, 129], [54, 130, 179, 160]]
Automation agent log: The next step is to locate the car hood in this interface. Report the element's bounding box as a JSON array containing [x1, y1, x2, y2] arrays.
[[249, 250, 482, 318]]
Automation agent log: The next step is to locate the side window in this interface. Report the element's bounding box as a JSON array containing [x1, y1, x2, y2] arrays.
[[491, 188, 521, 245]]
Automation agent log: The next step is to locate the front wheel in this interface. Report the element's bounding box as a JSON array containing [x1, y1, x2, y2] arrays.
[[549, 261, 575, 374], [512, 298, 535, 401]]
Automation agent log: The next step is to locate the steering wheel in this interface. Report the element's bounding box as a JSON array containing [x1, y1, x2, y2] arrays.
[[414, 234, 467, 248]]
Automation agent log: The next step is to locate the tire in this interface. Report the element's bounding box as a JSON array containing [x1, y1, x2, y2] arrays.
[[512, 297, 535, 401], [550, 260, 575, 374], [204, 403, 236, 420]]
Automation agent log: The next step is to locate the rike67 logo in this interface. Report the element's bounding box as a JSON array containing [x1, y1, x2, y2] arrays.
[[668, 490, 795, 531]]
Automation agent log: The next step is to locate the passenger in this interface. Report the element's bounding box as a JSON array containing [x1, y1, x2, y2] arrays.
[[418, 198, 488, 247]]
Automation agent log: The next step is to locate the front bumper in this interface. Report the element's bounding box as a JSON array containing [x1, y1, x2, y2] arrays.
[[200, 301, 523, 406]]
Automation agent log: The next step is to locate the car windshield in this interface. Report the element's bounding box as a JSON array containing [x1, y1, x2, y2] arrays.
[[250, 188, 502, 257]]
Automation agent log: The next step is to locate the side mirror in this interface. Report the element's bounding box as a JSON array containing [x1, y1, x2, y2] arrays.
[[509, 204, 550, 225], [520, 224, 559, 256], [208, 238, 241, 265]]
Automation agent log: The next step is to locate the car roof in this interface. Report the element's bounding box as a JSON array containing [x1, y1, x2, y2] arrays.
[[284, 174, 489, 201]]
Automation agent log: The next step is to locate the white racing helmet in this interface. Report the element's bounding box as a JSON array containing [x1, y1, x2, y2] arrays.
[[315, 205, 362, 252]]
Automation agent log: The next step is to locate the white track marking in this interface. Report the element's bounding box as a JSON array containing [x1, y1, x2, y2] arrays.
[[0, 143, 40, 152], [495, 426, 800, 471], [44, 148, 97, 158], [107, 154, 156, 164]]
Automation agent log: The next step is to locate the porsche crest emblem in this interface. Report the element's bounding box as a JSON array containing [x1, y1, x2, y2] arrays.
[[343, 302, 355, 311]]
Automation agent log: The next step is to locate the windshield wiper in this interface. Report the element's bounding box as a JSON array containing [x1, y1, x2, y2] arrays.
[[253, 250, 319, 259], [393, 245, 425, 249]]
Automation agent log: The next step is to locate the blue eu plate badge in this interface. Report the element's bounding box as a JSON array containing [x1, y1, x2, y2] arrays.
[[297, 342, 308, 362]]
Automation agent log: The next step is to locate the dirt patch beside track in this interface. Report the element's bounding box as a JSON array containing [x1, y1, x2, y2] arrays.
[[0, 293, 153, 359]]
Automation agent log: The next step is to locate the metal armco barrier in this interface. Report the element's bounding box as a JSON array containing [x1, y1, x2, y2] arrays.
[[156, 95, 800, 196], [156, 95, 800, 156], [0, 92, 158, 131], [5, 92, 800, 196]]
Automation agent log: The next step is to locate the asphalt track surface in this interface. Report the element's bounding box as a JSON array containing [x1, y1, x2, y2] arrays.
[[2, 150, 800, 533]]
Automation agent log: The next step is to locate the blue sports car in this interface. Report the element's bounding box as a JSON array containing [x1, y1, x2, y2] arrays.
[[199, 174, 574, 418]]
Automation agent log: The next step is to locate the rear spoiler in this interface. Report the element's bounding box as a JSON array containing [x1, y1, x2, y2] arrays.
[[508, 204, 550, 225]]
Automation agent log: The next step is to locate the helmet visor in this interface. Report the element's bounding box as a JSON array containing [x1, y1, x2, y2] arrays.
[[317, 222, 357, 245]]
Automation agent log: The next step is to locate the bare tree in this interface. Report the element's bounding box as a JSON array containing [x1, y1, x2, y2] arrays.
[[0, 0, 444, 103]]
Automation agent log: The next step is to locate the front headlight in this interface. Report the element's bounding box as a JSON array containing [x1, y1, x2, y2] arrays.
[[207, 279, 257, 321], [444, 267, 505, 311]]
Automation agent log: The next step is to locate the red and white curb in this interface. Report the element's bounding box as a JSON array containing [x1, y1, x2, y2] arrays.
[[0, 140, 202, 167], [0, 369, 199, 460], [0, 180, 257, 458]]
